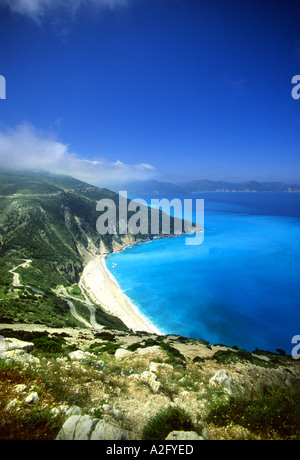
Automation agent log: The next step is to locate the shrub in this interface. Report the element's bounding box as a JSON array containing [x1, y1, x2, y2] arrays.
[[141, 406, 198, 440], [32, 336, 65, 354]]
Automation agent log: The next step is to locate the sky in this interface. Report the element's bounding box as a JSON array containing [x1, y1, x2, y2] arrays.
[[0, 0, 300, 188]]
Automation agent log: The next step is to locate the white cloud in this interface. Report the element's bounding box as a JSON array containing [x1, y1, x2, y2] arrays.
[[0, 123, 156, 187], [0, 0, 132, 23]]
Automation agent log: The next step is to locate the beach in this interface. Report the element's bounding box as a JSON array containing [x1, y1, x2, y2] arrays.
[[80, 256, 161, 334]]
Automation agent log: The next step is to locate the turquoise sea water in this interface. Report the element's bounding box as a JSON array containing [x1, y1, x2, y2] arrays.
[[106, 193, 300, 354]]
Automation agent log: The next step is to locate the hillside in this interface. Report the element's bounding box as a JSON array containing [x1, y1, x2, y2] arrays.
[[0, 169, 193, 330], [0, 324, 299, 440]]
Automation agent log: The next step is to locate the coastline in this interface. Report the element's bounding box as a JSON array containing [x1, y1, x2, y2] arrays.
[[80, 255, 162, 335]]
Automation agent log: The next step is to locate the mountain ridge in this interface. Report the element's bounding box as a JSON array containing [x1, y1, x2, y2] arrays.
[[122, 179, 300, 195]]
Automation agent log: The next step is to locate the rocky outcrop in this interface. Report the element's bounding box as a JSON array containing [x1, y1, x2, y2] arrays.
[[56, 415, 128, 440], [209, 369, 233, 395], [0, 337, 39, 365]]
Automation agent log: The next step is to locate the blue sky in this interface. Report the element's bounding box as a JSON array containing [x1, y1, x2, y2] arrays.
[[0, 0, 299, 187]]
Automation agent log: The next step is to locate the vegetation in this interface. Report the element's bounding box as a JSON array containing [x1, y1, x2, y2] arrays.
[[205, 385, 300, 439], [0, 359, 64, 440], [212, 348, 282, 368], [141, 406, 199, 440], [0, 286, 80, 328], [127, 338, 186, 365]]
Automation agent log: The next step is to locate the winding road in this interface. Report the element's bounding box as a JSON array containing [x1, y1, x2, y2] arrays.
[[9, 259, 102, 330], [8, 259, 32, 287]]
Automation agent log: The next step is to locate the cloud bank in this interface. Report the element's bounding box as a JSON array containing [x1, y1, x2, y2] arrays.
[[0, 123, 156, 188], [0, 0, 132, 22]]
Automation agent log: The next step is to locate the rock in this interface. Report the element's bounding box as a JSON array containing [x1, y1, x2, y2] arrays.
[[68, 350, 96, 361], [14, 384, 27, 393], [0, 337, 39, 365], [102, 404, 111, 412], [5, 399, 19, 412], [3, 350, 39, 365], [209, 369, 233, 395], [149, 362, 173, 373], [3, 338, 34, 353], [66, 406, 82, 417], [90, 420, 128, 441], [56, 415, 128, 440], [114, 348, 134, 359], [51, 407, 61, 416], [112, 408, 124, 421], [166, 431, 205, 440], [25, 392, 39, 404], [137, 346, 162, 355], [140, 371, 163, 393]]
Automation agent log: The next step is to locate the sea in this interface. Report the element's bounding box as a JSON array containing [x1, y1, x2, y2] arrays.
[[106, 193, 300, 354]]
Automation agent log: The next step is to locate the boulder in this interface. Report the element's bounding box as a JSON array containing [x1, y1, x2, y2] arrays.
[[68, 350, 96, 361], [140, 371, 163, 393], [137, 346, 162, 355], [3, 338, 34, 353], [0, 337, 39, 365], [114, 348, 134, 359], [56, 415, 128, 440], [25, 392, 39, 404], [209, 369, 233, 395]]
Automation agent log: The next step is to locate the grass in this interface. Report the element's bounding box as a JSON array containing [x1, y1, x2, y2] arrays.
[[0, 359, 64, 440], [205, 385, 300, 439]]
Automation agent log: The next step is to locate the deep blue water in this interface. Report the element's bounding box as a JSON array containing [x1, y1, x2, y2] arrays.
[[106, 193, 300, 354]]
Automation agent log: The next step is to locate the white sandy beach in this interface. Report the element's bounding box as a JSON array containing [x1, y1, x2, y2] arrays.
[[80, 256, 161, 334]]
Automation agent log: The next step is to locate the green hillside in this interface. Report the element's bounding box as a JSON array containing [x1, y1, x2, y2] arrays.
[[0, 169, 189, 329]]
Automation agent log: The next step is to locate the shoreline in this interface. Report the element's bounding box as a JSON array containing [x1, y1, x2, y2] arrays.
[[80, 255, 162, 335]]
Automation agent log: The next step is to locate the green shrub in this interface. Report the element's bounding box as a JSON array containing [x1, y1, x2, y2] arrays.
[[32, 336, 65, 354], [141, 406, 198, 440], [127, 339, 186, 365]]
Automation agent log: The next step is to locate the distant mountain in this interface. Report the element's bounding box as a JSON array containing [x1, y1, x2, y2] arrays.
[[122, 180, 186, 195], [123, 179, 300, 194]]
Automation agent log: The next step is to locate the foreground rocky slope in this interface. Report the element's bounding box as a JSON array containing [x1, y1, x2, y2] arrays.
[[0, 324, 299, 440]]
